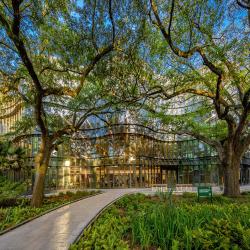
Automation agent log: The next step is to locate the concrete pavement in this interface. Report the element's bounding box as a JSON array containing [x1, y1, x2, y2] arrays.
[[0, 189, 136, 250], [0, 186, 249, 250]]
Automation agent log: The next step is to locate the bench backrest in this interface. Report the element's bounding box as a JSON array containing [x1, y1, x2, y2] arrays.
[[198, 186, 212, 197]]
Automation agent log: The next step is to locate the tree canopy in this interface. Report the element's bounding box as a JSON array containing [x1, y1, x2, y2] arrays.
[[0, 0, 249, 201], [127, 0, 250, 196]]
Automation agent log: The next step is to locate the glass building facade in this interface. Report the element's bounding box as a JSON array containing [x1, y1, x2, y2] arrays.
[[0, 98, 23, 134], [9, 124, 231, 190], [1, 102, 249, 190]]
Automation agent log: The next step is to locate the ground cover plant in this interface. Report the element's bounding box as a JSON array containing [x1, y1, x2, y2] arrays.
[[0, 185, 100, 233], [71, 193, 250, 250], [0, 176, 27, 198]]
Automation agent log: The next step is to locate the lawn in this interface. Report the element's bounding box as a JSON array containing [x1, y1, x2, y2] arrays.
[[0, 177, 100, 233], [70, 192, 250, 250]]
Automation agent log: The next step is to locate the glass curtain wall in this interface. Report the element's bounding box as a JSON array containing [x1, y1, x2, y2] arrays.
[[10, 124, 225, 190]]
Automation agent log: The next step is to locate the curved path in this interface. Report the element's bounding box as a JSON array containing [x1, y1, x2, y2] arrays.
[[0, 189, 137, 250]]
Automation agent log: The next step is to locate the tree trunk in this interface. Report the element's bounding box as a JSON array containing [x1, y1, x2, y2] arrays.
[[31, 138, 52, 207], [222, 155, 240, 197]]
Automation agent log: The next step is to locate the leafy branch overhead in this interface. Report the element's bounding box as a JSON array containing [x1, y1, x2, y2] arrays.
[[137, 0, 249, 149], [0, 0, 249, 202], [0, 0, 148, 207]]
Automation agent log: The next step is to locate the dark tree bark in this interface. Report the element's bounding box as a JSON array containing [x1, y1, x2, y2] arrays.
[[31, 137, 52, 207], [221, 146, 241, 196], [223, 161, 240, 196]]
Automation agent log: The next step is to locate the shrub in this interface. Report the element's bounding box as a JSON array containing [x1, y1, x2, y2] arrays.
[[130, 198, 250, 250], [241, 191, 250, 196], [0, 198, 18, 208], [72, 194, 250, 250], [192, 219, 250, 249], [71, 207, 130, 250], [0, 176, 26, 200], [182, 192, 196, 198], [58, 192, 65, 196], [65, 191, 74, 196], [0, 189, 97, 233]]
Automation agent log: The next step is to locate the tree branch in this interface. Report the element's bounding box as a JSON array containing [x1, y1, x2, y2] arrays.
[[43, 44, 115, 97], [108, 0, 115, 44], [75, 44, 114, 95], [177, 129, 222, 149], [150, 0, 200, 58], [0, 2, 47, 135], [150, 0, 238, 133], [91, 0, 98, 51], [0, 102, 23, 119], [146, 85, 229, 106], [238, 132, 250, 157]]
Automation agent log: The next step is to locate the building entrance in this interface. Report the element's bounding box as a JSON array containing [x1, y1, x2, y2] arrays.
[[161, 169, 178, 186]]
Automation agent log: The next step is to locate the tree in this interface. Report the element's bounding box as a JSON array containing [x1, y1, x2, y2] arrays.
[[135, 0, 249, 196], [0, 0, 141, 206]]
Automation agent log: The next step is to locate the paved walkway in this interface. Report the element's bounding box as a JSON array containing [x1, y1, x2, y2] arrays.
[[0, 189, 136, 250], [1, 186, 250, 250]]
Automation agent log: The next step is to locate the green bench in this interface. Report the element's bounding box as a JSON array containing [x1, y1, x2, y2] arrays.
[[197, 186, 212, 202]]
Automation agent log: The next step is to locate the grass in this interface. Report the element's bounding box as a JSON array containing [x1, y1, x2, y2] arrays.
[[70, 193, 250, 250], [0, 190, 100, 233]]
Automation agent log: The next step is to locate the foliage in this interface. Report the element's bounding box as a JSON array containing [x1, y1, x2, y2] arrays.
[[0, 141, 26, 170], [192, 219, 250, 250], [0, 176, 27, 208], [0, 190, 100, 232], [136, 0, 250, 147], [156, 188, 174, 204], [0, 0, 148, 207], [70, 207, 130, 250], [131, 202, 250, 249], [0, 176, 26, 199], [71, 193, 250, 250], [124, 0, 250, 197]]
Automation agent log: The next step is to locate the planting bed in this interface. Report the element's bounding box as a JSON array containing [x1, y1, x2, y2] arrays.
[[71, 192, 250, 250], [0, 190, 100, 233]]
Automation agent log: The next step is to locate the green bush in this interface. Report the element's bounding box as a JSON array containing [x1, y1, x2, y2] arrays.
[[72, 193, 250, 250], [241, 191, 250, 196], [182, 192, 196, 198], [0, 176, 26, 200], [66, 191, 74, 196], [70, 207, 130, 250], [0, 189, 99, 233], [0, 206, 45, 231], [58, 192, 65, 196], [130, 203, 250, 249], [192, 219, 250, 249], [0, 198, 18, 208]]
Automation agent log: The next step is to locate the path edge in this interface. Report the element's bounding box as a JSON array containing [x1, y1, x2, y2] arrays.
[[70, 191, 135, 248], [0, 192, 102, 236]]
